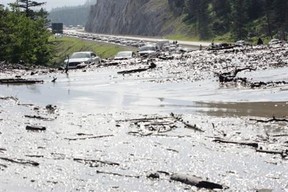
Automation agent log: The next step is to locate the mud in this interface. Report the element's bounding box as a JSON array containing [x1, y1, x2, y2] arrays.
[[0, 44, 288, 191]]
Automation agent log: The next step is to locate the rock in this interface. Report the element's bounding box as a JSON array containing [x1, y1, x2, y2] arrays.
[[86, 0, 174, 36], [147, 172, 160, 179]]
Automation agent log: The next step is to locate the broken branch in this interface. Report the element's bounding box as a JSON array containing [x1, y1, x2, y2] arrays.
[[0, 157, 39, 166], [65, 134, 113, 141], [213, 138, 258, 148], [73, 158, 120, 167]]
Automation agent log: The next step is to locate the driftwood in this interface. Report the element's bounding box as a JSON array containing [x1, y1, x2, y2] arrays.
[[213, 138, 258, 148], [170, 173, 223, 189], [256, 149, 288, 159], [214, 139, 287, 158], [170, 113, 204, 132], [117, 62, 156, 74], [25, 155, 44, 158], [117, 117, 169, 123], [250, 80, 288, 88], [0, 163, 7, 168], [0, 78, 44, 84], [96, 170, 140, 178], [0, 157, 39, 166], [0, 148, 6, 153], [0, 96, 18, 102], [65, 134, 114, 141], [24, 115, 55, 121], [73, 158, 120, 167], [26, 125, 46, 131], [270, 134, 288, 137], [216, 67, 256, 83], [216, 67, 288, 88], [250, 116, 288, 123]]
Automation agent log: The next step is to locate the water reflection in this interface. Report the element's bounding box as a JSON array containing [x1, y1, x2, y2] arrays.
[[194, 101, 288, 118], [1, 68, 288, 117]]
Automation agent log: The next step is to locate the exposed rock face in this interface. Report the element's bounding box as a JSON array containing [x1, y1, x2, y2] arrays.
[[85, 0, 175, 36]]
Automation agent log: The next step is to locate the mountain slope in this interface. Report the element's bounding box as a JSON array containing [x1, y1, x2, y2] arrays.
[[85, 0, 180, 36]]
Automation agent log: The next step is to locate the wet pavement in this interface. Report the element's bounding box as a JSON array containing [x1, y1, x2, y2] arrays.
[[0, 45, 288, 191]]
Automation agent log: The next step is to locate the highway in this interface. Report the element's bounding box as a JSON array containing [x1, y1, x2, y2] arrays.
[[64, 29, 211, 49]]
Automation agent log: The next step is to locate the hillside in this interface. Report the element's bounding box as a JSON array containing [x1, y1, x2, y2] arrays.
[[85, 0, 288, 41], [85, 0, 177, 36]]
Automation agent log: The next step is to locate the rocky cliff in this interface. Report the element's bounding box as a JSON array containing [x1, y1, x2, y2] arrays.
[[85, 0, 180, 36]]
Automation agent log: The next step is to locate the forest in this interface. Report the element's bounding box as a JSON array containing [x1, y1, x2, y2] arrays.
[[169, 0, 288, 40]]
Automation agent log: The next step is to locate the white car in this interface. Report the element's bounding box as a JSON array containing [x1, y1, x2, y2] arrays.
[[64, 51, 101, 69], [138, 44, 158, 57], [114, 51, 136, 60]]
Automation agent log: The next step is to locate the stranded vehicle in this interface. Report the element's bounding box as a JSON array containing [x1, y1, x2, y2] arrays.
[[64, 51, 101, 69]]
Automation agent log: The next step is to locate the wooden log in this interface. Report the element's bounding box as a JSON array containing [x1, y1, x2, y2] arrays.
[[0, 78, 44, 84], [65, 134, 114, 141], [250, 116, 288, 123], [0, 96, 18, 102], [26, 125, 46, 131], [213, 138, 258, 148], [0, 157, 39, 166], [73, 158, 120, 167], [256, 149, 288, 158], [96, 170, 140, 178], [170, 173, 223, 189], [117, 62, 156, 74], [0, 148, 6, 153], [170, 113, 204, 132], [24, 115, 54, 121]]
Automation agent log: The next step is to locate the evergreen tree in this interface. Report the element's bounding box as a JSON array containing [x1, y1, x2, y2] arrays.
[[10, 0, 46, 19], [211, 0, 231, 34], [230, 0, 249, 40], [0, 2, 51, 65], [273, 0, 288, 39]]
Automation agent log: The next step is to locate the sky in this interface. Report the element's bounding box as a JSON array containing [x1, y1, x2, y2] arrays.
[[1, 0, 87, 11]]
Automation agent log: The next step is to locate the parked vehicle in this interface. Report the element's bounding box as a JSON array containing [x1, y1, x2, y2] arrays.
[[64, 51, 101, 69], [138, 44, 158, 57], [114, 51, 136, 60]]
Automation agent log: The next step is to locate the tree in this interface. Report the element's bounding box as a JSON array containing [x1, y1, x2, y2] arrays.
[[230, 0, 249, 40], [184, 0, 209, 39], [273, 0, 288, 40], [211, 0, 231, 34], [10, 0, 46, 19], [0, 2, 51, 65]]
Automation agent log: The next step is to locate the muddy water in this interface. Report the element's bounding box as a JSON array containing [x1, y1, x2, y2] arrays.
[[1, 67, 288, 117], [0, 67, 288, 191]]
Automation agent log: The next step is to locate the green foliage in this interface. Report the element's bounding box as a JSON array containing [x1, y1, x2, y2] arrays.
[[169, 0, 288, 41], [9, 0, 46, 19], [0, 2, 51, 65]]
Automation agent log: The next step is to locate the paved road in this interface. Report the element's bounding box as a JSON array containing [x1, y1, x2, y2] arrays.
[[64, 29, 211, 49]]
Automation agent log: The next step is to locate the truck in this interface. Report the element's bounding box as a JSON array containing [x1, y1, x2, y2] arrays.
[[51, 23, 63, 34]]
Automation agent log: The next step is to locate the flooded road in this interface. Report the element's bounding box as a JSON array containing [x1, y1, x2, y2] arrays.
[[1, 46, 288, 191], [1, 66, 288, 117]]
